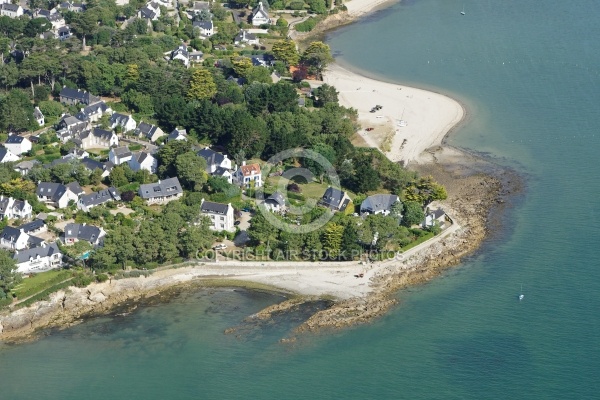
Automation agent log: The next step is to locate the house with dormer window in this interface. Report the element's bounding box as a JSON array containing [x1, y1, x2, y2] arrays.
[[138, 177, 183, 204], [234, 162, 262, 188], [13, 243, 62, 274]]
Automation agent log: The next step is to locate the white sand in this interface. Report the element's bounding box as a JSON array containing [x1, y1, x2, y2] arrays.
[[344, 0, 399, 17], [97, 222, 460, 301], [322, 63, 464, 165]]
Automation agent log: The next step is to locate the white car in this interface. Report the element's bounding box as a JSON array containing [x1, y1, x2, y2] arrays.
[[213, 244, 227, 250]]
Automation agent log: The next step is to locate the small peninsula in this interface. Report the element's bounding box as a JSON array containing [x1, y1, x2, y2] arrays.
[[0, 0, 514, 342]]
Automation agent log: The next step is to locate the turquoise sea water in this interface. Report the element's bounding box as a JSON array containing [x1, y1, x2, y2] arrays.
[[2, 1, 600, 398]]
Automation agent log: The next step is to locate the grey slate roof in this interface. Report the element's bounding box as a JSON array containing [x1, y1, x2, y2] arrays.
[[111, 146, 132, 158], [321, 187, 350, 211], [109, 113, 133, 125], [5, 135, 26, 144], [266, 192, 285, 207], [360, 194, 399, 214], [139, 177, 183, 199], [66, 181, 84, 197], [79, 187, 120, 207], [135, 122, 160, 139], [197, 147, 225, 169], [168, 128, 187, 140], [0, 148, 16, 162], [140, 6, 156, 19], [213, 166, 230, 177], [15, 160, 39, 171], [59, 87, 100, 105], [78, 102, 109, 119], [64, 223, 103, 243], [80, 157, 104, 171], [2, 4, 21, 11], [18, 219, 45, 233], [1, 226, 24, 243], [34, 108, 44, 120], [27, 235, 45, 248], [193, 20, 213, 30], [201, 200, 229, 214], [13, 243, 61, 264], [36, 182, 70, 202], [92, 128, 114, 140]]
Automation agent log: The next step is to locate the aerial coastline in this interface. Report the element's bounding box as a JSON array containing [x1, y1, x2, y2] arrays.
[[0, 0, 515, 343]]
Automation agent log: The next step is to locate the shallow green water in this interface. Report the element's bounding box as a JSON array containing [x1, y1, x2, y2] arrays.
[[2, 0, 600, 398]]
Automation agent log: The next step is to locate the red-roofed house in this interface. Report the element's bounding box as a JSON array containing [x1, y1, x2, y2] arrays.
[[234, 162, 262, 188]]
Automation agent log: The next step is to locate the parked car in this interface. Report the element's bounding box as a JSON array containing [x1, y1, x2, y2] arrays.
[[234, 221, 241, 226], [213, 244, 227, 250]]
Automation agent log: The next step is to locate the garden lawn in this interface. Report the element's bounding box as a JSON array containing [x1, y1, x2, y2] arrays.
[[12, 270, 72, 299]]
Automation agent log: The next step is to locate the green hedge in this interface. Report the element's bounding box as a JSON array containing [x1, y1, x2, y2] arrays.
[[401, 232, 435, 251]]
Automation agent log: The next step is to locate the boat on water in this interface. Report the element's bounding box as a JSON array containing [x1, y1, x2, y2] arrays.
[[461, 5, 465, 15], [519, 284, 524, 301]]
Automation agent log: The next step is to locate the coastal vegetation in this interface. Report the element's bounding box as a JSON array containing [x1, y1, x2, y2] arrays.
[[0, 0, 449, 309]]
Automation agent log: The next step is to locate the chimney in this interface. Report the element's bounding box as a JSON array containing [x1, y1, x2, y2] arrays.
[[242, 161, 246, 166]]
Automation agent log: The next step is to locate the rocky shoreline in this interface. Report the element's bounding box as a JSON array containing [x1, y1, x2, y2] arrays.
[[290, 147, 522, 336], [0, 145, 521, 344]]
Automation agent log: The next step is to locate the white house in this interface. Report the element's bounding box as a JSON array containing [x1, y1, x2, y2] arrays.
[[109, 113, 137, 132], [0, 148, 20, 163], [13, 243, 62, 274], [171, 44, 190, 67], [0, 4, 24, 18], [138, 177, 183, 204], [77, 187, 120, 212], [213, 167, 233, 184], [360, 194, 399, 216], [14, 160, 40, 176], [139, 1, 161, 20], [193, 20, 213, 37], [234, 162, 262, 188], [128, 151, 158, 174], [57, 26, 72, 41], [263, 192, 286, 213], [423, 208, 447, 229], [34, 107, 45, 126], [167, 128, 187, 142], [251, 1, 270, 26], [108, 146, 133, 165], [0, 226, 30, 250], [234, 30, 259, 46], [63, 223, 106, 246], [319, 187, 351, 212], [78, 128, 119, 150], [4, 135, 32, 156], [75, 101, 112, 123], [135, 122, 165, 143], [36, 182, 79, 209], [197, 147, 232, 173], [200, 199, 235, 232], [0, 197, 32, 220]]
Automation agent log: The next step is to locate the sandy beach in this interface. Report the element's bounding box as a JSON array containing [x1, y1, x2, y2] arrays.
[[323, 63, 465, 165], [344, 0, 399, 17]]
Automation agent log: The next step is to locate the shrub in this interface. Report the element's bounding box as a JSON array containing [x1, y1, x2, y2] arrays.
[[295, 17, 319, 32], [288, 1, 305, 10], [96, 273, 109, 283]]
